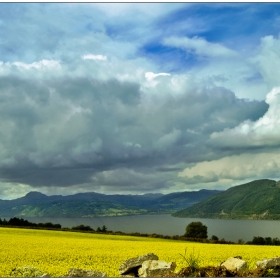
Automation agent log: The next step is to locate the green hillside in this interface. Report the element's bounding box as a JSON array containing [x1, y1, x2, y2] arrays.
[[9, 201, 151, 218], [173, 179, 280, 220]]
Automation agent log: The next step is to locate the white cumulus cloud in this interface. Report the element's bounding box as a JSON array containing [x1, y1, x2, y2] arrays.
[[145, 71, 171, 81], [250, 35, 280, 89], [12, 59, 61, 70], [178, 152, 280, 183], [82, 54, 107, 61], [210, 86, 280, 148]]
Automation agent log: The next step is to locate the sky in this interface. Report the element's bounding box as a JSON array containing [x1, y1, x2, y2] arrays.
[[1, 3, 280, 199]]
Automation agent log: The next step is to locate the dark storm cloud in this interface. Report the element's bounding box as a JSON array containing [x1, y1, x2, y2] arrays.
[[156, 167, 182, 172], [0, 167, 96, 187], [0, 74, 268, 190]]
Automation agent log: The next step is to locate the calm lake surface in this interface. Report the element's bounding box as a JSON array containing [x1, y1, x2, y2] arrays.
[[8, 214, 280, 243]]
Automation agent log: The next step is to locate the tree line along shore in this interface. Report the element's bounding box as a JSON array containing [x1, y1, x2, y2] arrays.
[[0, 217, 279, 246]]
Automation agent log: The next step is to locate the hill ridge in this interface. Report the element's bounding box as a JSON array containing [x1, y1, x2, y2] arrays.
[[0, 189, 221, 218], [173, 179, 280, 220]]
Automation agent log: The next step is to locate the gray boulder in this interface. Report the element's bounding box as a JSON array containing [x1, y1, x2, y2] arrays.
[[119, 253, 159, 275], [221, 257, 247, 271], [138, 260, 176, 277], [256, 257, 280, 269], [64, 268, 107, 277]]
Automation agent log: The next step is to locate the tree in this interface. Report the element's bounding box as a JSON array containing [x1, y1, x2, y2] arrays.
[[72, 225, 92, 231], [273, 237, 280, 245], [265, 237, 272, 245], [238, 239, 245, 244], [211, 235, 219, 241], [252, 236, 265, 245], [185, 222, 207, 239]]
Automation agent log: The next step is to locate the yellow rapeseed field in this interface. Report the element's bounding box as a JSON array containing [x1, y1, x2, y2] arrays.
[[1, 227, 280, 277]]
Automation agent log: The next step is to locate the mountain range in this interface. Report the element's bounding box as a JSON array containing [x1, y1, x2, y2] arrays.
[[3, 179, 278, 220], [173, 179, 280, 220], [0, 189, 221, 218]]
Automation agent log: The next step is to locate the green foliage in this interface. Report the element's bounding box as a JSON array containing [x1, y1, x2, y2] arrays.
[[247, 236, 280, 245], [179, 247, 201, 269], [265, 268, 275, 277], [211, 235, 219, 241], [96, 225, 107, 232], [252, 236, 265, 245], [185, 221, 207, 238], [0, 217, 61, 229], [11, 266, 45, 277], [38, 222, 61, 228], [265, 237, 272, 245]]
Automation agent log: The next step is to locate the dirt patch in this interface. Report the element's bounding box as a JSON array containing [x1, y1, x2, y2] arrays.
[[163, 265, 279, 277]]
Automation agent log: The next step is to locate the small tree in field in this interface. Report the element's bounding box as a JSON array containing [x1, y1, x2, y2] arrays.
[[211, 235, 219, 241], [185, 221, 208, 239]]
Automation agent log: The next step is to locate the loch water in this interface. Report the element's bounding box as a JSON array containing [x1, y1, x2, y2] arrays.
[[7, 214, 280, 243]]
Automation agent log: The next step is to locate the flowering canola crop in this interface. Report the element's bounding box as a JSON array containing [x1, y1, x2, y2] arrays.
[[1, 227, 280, 277]]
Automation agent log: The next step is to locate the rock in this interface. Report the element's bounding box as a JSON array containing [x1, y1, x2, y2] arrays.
[[221, 257, 247, 271], [121, 272, 136, 277], [256, 257, 280, 269], [64, 268, 107, 277], [41, 273, 51, 278], [176, 266, 236, 278], [138, 260, 176, 277], [119, 253, 159, 275]]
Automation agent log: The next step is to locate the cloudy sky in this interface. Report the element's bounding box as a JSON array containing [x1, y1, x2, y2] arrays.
[[1, 3, 280, 199]]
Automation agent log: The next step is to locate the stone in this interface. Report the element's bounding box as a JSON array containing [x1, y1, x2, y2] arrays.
[[256, 257, 280, 269], [221, 257, 247, 271], [119, 253, 159, 275], [64, 268, 107, 277], [138, 260, 176, 277], [41, 273, 51, 278]]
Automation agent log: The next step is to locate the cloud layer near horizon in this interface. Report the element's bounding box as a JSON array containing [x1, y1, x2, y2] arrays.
[[0, 3, 280, 198]]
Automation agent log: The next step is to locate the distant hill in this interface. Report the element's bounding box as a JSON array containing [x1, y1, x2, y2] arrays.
[[0, 189, 221, 218], [173, 179, 280, 220], [150, 189, 221, 211]]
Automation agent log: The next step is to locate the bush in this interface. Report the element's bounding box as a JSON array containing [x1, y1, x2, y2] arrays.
[[72, 225, 93, 231], [179, 247, 201, 269], [11, 266, 45, 277]]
